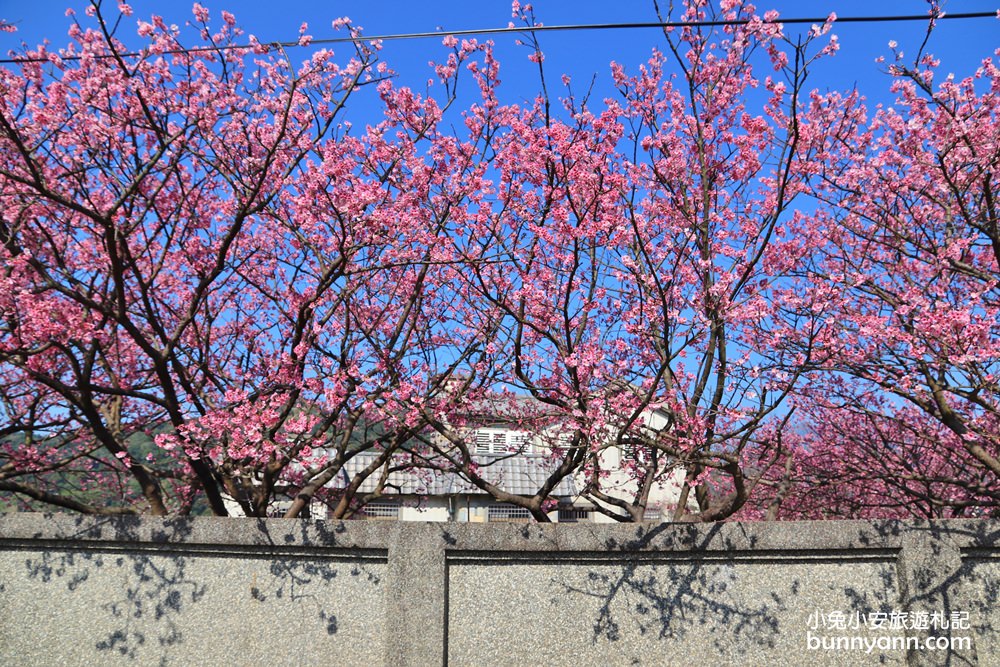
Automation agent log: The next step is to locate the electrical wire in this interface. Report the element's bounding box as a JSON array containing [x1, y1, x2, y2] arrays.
[[0, 10, 995, 65]]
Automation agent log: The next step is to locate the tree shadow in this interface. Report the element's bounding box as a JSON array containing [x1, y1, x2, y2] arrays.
[[554, 522, 902, 662], [9, 514, 385, 664], [871, 520, 1000, 666]]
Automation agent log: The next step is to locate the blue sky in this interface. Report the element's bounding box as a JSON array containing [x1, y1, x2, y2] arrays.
[[2, 0, 997, 115]]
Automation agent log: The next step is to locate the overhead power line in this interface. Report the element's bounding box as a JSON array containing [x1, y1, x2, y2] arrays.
[[0, 10, 996, 65]]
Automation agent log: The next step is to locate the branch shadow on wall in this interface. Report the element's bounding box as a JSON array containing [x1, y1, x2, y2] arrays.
[[14, 515, 382, 663], [873, 520, 1000, 666], [555, 522, 902, 663]]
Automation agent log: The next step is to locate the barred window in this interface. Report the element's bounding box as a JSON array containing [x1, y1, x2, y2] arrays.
[[487, 503, 532, 522], [558, 508, 593, 523], [360, 501, 400, 519]]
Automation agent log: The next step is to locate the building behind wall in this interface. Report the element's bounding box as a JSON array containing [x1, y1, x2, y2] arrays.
[[226, 397, 692, 522]]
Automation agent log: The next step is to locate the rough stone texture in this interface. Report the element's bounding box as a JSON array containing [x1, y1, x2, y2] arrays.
[[0, 514, 997, 666], [385, 521, 446, 666], [0, 515, 387, 667], [0, 549, 385, 667], [960, 555, 1000, 667], [448, 556, 901, 666]]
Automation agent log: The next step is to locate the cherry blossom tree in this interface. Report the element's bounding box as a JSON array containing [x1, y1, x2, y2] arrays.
[[0, 2, 496, 517], [745, 398, 1000, 521], [406, 0, 844, 522], [3, 0, 997, 523], [760, 34, 1000, 519]]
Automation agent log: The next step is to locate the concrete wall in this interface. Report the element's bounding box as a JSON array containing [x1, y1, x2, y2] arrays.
[[0, 513, 997, 666]]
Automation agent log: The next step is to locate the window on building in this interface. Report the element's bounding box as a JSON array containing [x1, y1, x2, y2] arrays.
[[621, 436, 653, 465], [487, 503, 533, 522], [474, 428, 532, 455], [476, 429, 507, 454], [558, 508, 593, 523], [359, 500, 400, 520], [509, 432, 530, 452]]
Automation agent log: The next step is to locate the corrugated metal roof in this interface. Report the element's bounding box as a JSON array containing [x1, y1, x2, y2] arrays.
[[335, 452, 578, 497]]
